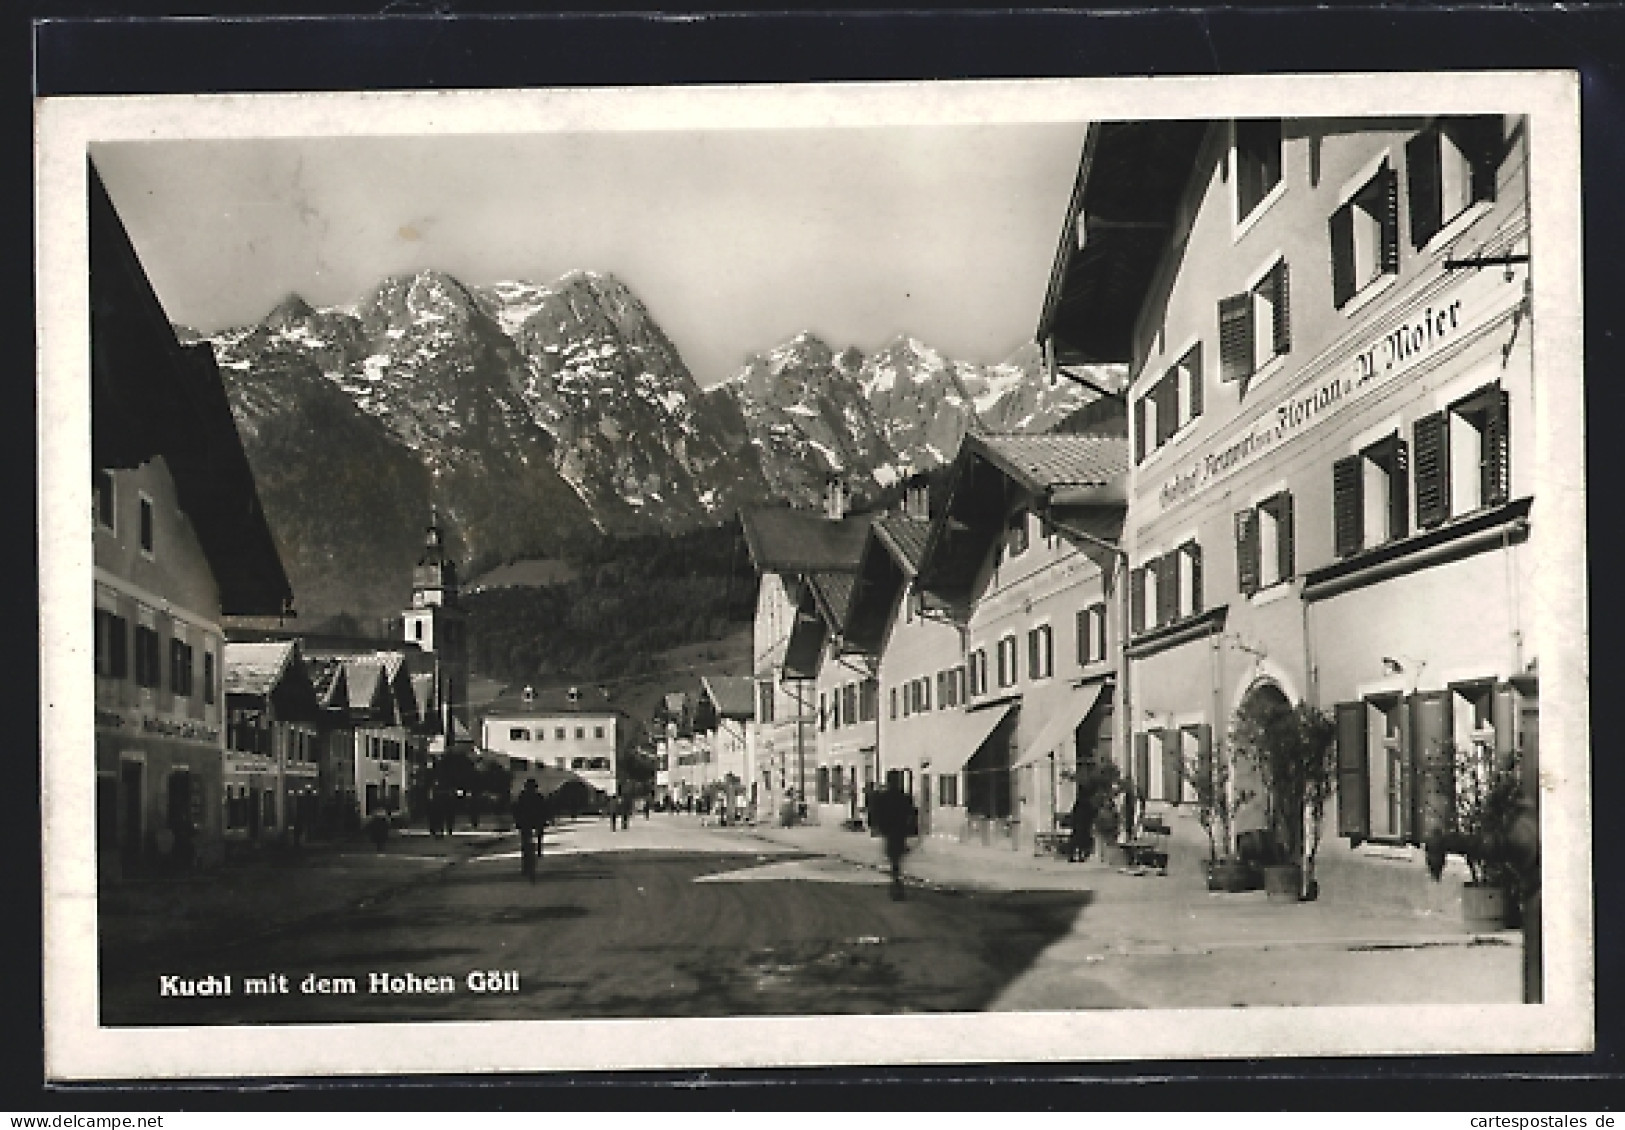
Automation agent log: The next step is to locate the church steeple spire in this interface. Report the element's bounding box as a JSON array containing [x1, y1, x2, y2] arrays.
[[412, 508, 458, 608]]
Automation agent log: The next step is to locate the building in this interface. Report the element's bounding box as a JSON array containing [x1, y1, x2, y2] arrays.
[[222, 639, 322, 844], [801, 568, 879, 827], [91, 160, 294, 875], [740, 484, 872, 824], [914, 433, 1129, 852], [481, 707, 618, 799], [696, 675, 757, 818], [1039, 116, 1537, 908], [338, 656, 412, 818]]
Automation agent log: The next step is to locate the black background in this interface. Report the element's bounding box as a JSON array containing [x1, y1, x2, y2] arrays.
[[12, 2, 1623, 1111]]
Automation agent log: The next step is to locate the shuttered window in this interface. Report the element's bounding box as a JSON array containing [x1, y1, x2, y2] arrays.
[[1219, 261, 1290, 382], [1332, 455, 1363, 558], [1180, 343, 1204, 422], [1411, 691, 1455, 840], [1195, 724, 1214, 805], [1161, 731, 1183, 804], [1130, 567, 1146, 634], [1154, 372, 1178, 446], [1330, 161, 1399, 309], [1235, 508, 1261, 596], [1407, 116, 1503, 249], [1154, 552, 1178, 627], [1335, 702, 1369, 839], [1218, 292, 1253, 383], [1414, 410, 1451, 528], [1179, 541, 1203, 617], [1132, 732, 1151, 801], [1259, 492, 1294, 586], [1234, 119, 1283, 220], [890, 686, 898, 720], [1133, 395, 1147, 464]]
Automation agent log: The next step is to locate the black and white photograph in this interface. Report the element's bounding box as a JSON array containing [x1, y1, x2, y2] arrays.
[[36, 73, 1591, 1079]]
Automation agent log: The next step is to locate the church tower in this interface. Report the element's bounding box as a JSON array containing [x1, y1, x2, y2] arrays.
[[403, 509, 468, 750]]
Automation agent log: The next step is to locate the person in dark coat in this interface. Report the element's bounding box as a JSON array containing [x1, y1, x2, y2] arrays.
[[1068, 789, 1097, 862], [513, 778, 549, 863], [872, 781, 917, 900]]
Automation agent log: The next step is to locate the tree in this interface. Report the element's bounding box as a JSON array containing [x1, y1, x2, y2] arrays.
[[1231, 695, 1336, 891]]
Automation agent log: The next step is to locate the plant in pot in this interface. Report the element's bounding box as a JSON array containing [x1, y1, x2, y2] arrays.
[[1423, 741, 1525, 930], [1182, 741, 1252, 892], [1068, 758, 1124, 863], [1231, 695, 1337, 903]]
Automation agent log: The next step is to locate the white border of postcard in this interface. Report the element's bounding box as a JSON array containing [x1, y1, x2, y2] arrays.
[[38, 72, 1592, 1080]]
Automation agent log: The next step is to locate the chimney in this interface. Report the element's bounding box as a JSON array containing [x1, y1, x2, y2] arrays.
[[823, 475, 847, 520], [904, 474, 930, 521]]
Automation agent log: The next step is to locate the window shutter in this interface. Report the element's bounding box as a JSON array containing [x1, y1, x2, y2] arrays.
[[1132, 732, 1150, 801], [1027, 630, 1040, 680], [1413, 410, 1452, 528], [1218, 292, 1254, 382], [1076, 609, 1088, 665], [1333, 454, 1363, 557], [1482, 388, 1511, 506], [1335, 702, 1370, 840], [1410, 691, 1455, 839], [1276, 492, 1296, 580], [1161, 732, 1183, 804], [1379, 163, 1400, 274], [1155, 372, 1178, 445], [1407, 126, 1443, 249], [1187, 542, 1203, 615], [1235, 507, 1260, 596], [1195, 723, 1213, 803], [1133, 395, 1146, 463], [1455, 115, 1504, 204], [110, 616, 128, 678], [1388, 435, 1410, 540], [1396, 701, 1417, 843], [1187, 343, 1204, 419], [1491, 681, 1520, 773], [1330, 203, 1357, 308], [1130, 567, 1145, 633], [1270, 260, 1292, 355], [1155, 553, 1178, 626], [1043, 625, 1054, 676], [1095, 605, 1108, 662]]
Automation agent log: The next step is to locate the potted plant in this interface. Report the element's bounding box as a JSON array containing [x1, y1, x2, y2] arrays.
[[1067, 758, 1123, 863], [1424, 741, 1525, 930], [1182, 740, 1253, 892], [1231, 696, 1337, 903]]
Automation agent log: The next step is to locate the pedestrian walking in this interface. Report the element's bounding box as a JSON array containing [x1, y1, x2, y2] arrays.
[[872, 780, 917, 900], [1068, 788, 1096, 862], [513, 778, 548, 882]]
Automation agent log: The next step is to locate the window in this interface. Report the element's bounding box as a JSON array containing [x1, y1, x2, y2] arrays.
[[1407, 116, 1503, 249], [509, 727, 530, 741], [1234, 119, 1283, 222], [970, 649, 988, 697], [413, 621, 423, 641], [574, 727, 584, 740], [138, 495, 155, 556], [956, 665, 967, 705], [1027, 625, 1054, 680], [1076, 603, 1107, 664], [511, 757, 530, 772], [202, 649, 214, 704], [1131, 544, 1201, 632], [1219, 261, 1291, 383], [1177, 543, 1202, 619], [939, 773, 959, 808], [920, 676, 931, 712], [1007, 511, 1029, 558], [1331, 161, 1399, 308], [890, 686, 898, 720], [536, 728, 546, 741], [996, 636, 1019, 688], [1236, 492, 1296, 595], [1135, 344, 1205, 465], [860, 679, 877, 722], [168, 638, 193, 697], [1334, 434, 1409, 557], [95, 609, 129, 679], [843, 683, 858, 726], [1415, 386, 1511, 528], [594, 725, 605, 739], [555, 727, 565, 740], [95, 470, 115, 530], [819, 692, 828, 731], [571, 757, 587, 771]]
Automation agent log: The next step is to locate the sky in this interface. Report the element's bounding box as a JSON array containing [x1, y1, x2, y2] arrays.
[[91, 123, 1087, 388]]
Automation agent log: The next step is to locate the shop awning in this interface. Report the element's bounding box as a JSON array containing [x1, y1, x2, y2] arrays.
[[1012, 682, 1105, 769], [931, 702, 1018, 776]]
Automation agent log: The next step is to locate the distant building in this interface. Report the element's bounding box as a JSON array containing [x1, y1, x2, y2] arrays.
[[697, 674, 756, 817], [402, 509, 470, 757], [91, 159, 294, 876], [482, 710, 617, 799], [222, 639, 322, 843]]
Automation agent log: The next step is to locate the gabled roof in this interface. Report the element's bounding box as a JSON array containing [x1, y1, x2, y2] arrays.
[[806, 570, 856, 634], [1038, 120, 1212, 365], [306, 657, 349, 711], [223, 640, 297, 698], [843, 515, 934, 657], [918, 432, 1130, 612], [872, 514, 932, 576], [342, 659, 394, 722], [700, 675, 757, 721], [739, 507, 872, 573], [90, 161, 293, 617], [782, 587, 829, 681]]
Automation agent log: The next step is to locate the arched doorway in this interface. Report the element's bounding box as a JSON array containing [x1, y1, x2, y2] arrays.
[[1231, 680, 1291, 853]]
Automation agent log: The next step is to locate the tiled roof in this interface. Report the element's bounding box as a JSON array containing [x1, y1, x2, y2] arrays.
[[701, 675, 756, 720], [223, 640, 296, 698], [807, 571, 856, 632], [343, 659, 386, 710], [740, 507, 872, 572], [970, 433, 1130, 490], [873, 515, 932, 575]]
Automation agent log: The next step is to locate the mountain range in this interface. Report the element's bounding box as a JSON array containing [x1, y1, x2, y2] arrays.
[[192, 267, 1117, 625]]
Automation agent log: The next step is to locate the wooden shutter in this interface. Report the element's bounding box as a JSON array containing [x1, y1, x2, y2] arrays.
[[1095, 604, 1108, 661], [1235, 507, 1261, 596], [1132, 732, 1150, 800], [1195, 724, 1213, 803], [1388, 435, 1410, 541], [1330, 202, 1356, 308], [1453, 115, 1504, 204], [1027, 630, 1040, 680], [1270, 260, 1292, 355], [1155, 553, 1177, 626], [1186, 343, 1204, 419], [1397, 699, 1416, 842], [1162, 731, 1183, 804], [1218, 292, 1253, 382], [1276, 492, 1296, 580], [1043, 625, 1054, 676], [1333, 455, 1364, 558], [1379, 163, 1400, 274], [1492, 681, 1520, 773], [1130, 566, 1145, 633], [1155, 372, 1179, 445], [1076, 609, 1089, 665], [1186, 542, 1203, 615], [1407, 125, 1443, 249], [1482, 388, 1511, 506], [1414, 410, 1452, 528], [1335, 702, 1369, 840], [1411, 691, 1455, 839], [1133, 395, 1146, 463]]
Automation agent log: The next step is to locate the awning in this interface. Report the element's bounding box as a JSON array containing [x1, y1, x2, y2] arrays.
[[930, 702, 1018, 776], [1012, 682, 1105, 769]]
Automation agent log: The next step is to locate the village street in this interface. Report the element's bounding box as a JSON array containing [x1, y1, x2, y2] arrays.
[[98, 815, 1523, 1026]]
